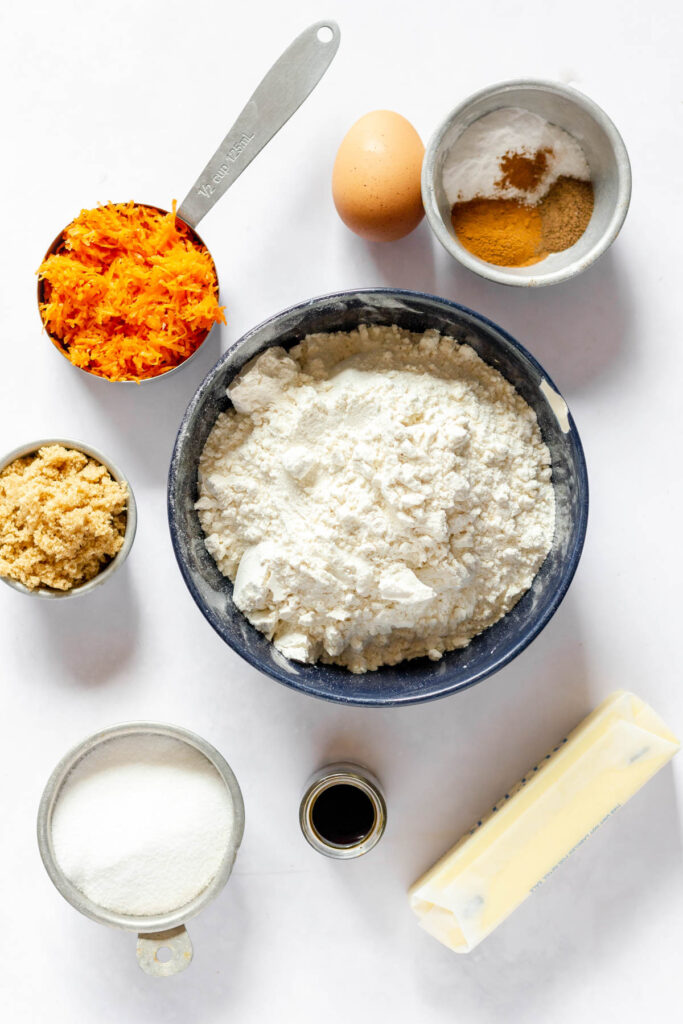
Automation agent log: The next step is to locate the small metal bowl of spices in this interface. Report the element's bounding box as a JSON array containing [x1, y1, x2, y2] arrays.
[[422, 79, 631, 286], [0, 438, 136, 598], [37, 722, 245, 976]]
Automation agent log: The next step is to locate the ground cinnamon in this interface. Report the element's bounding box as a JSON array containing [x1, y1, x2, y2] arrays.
[[495, 148, 551, 192]]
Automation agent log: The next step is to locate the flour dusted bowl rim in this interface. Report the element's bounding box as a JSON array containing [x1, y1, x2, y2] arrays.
[[168, 288, 588, 706]]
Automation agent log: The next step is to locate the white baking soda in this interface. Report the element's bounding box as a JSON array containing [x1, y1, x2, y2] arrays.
[[51, 734, 234, 917]]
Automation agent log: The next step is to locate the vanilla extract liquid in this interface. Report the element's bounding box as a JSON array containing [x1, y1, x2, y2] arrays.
[[311, 783, 376, 846]]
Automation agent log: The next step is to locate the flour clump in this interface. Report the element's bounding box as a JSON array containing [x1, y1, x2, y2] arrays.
[[196, 325, 555, 673]]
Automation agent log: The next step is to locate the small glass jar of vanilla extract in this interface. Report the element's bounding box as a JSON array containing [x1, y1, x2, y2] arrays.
[[299, 762, 386, 859]]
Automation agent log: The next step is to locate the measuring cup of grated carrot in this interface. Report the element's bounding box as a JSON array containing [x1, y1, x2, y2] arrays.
[[37, 21, 340, 383]]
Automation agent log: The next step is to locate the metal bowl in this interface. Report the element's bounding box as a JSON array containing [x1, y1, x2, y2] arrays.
[[37, 204, 220, 384], [422, 79, 632, 287], [168, 288, 588, 707], [0, 438, 137, 598], [37, 722, 245, 976]]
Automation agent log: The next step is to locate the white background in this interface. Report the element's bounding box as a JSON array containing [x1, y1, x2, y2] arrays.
[[1, 0, 681, 1020]]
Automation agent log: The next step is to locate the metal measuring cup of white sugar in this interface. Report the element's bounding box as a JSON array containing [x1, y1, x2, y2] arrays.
[[37, 723, 245, 977], [300, 762, 386, 859]]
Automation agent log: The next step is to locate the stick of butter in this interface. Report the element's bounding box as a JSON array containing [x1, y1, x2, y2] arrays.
[[409, 691, 679, 953]]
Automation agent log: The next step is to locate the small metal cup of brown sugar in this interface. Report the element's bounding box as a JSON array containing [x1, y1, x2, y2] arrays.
[[0, 438, 136, 599], [299, 762, 387, 859], [422, 79, 631, 286]]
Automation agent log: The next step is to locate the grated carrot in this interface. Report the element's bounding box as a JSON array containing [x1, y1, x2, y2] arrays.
[[37, 201, 226, 382]]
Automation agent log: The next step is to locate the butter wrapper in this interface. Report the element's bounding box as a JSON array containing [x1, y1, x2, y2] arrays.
[[409, 691, 679, 953]]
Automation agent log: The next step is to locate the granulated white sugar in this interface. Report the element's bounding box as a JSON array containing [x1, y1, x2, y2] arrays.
[[51, 733, 234, 917]]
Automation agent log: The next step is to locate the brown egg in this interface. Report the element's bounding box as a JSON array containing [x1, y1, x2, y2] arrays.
[[332, 111, 425, 242]]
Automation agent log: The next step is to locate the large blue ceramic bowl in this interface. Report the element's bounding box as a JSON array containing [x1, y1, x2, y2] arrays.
[[168, 289, 588, 707]]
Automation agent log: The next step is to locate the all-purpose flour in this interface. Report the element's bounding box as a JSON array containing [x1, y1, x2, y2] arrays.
[[196, 325, 555, 673]]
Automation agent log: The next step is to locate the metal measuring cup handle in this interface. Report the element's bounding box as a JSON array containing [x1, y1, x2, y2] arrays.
[[137, 926, 193, 977], [177, 20, 341, 229]]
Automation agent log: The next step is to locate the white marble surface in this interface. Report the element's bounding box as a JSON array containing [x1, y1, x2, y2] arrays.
[[1, 0, 681, 1020]]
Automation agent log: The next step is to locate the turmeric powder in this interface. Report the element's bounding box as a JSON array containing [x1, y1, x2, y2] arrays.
[[452, 198, 544, 267]]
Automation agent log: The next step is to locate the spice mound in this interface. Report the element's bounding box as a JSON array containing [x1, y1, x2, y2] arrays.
[[196, 324, 555, 673], [51, 733, 235, 916], [0, 444, 127, 591], [444, 108, 594, 267], [38, 202, 226, 381]]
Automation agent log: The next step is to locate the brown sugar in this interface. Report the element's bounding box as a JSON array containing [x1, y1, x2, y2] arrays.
[[0, 444, 127, 590]]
